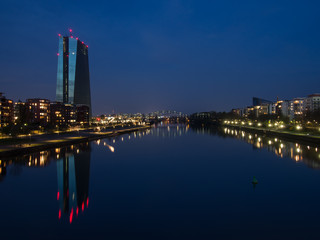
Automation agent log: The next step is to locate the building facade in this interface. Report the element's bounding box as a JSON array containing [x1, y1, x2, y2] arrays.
[[50, 102, 76, 126], [56, 32, 92, 118], [0, 93, 14, 127], [289, 98, 305, 120], [76, 105, 90, 124], [306, 94, 320, 112], [276, 100, 290, 117], [14, 100, 27, 124], [26, 98, 51, 125]]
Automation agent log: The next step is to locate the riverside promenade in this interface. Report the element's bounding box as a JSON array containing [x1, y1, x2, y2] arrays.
[[0, 125, 150, 157]]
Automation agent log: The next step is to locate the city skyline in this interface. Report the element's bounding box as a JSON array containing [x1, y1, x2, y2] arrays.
[[2, 1, 320, 238], [1, 1, 320, 115]]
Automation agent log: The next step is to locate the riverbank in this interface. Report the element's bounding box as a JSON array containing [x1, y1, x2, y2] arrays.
[[0, 125, 150, 157], [224, 124, 320, 145]]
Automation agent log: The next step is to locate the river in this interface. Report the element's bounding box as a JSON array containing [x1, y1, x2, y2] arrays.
[[1, 124, 320, 239]]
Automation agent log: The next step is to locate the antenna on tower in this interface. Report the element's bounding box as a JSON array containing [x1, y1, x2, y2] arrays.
[[69, 28, 73, 37]]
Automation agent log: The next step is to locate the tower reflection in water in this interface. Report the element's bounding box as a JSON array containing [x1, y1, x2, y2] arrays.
[[56, 144, 91, 223], [0, 143, 92, 223]]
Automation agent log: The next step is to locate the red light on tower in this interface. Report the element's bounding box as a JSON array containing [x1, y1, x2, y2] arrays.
[[69, 29, 72, 33], [70, 36, 73, 38], [58, 33, 61, 37], [76, 37, 78, 40], [57, 53, 60, 56], [86, 45, 89, 48], [81, 41, 84, 44]]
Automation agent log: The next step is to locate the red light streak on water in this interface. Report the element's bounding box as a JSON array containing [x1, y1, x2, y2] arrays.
[[69, 208, 74, 223]]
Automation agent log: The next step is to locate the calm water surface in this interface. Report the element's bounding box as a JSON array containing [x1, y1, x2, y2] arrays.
[[1, 124, 320, 239]]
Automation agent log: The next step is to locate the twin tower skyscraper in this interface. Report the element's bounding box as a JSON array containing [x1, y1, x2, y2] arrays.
[[56, 30, 92, 117]]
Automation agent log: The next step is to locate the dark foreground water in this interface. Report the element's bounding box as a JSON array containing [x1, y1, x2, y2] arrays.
[[1, 124, 320, 240]]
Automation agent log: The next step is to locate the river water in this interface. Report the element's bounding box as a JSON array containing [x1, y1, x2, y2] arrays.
[[1, 124, 320, 239]]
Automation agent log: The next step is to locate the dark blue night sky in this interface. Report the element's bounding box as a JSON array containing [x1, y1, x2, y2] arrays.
[[1, 0, 319, 115]]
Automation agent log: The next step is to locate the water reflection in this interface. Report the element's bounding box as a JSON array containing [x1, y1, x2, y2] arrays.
[[2, 125, 320, 238], [189, 124, 320, 170], [56, 144, 91, 223], [149, 123, 188, 138], [0, 143, 92, 223], [0, 129, 152, 223]]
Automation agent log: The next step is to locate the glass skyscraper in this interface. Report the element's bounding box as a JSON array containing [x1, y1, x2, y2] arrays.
[[56, 33, 92, 117]]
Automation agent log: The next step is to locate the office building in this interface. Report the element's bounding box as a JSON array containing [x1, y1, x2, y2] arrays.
[[56, 31, 92, 118]]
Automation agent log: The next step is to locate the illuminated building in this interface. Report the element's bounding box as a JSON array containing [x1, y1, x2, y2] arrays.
[[76, 105, 90, 124], [306, 93, 320, 112], [276, 100, 290, 117], [254, 104, 269, 117], [50, 102, 76, 125], [289, 98, 305, 119], [243, 106, 254, 118], [56, 30, 92, 118], [14, 100, 27, 123], [233, 96, 308, 119], [0, 93, 14, 127], [26, 98, 50, 124]]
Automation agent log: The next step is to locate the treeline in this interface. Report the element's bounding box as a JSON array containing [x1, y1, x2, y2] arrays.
[[189, 111, 236, 124]]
